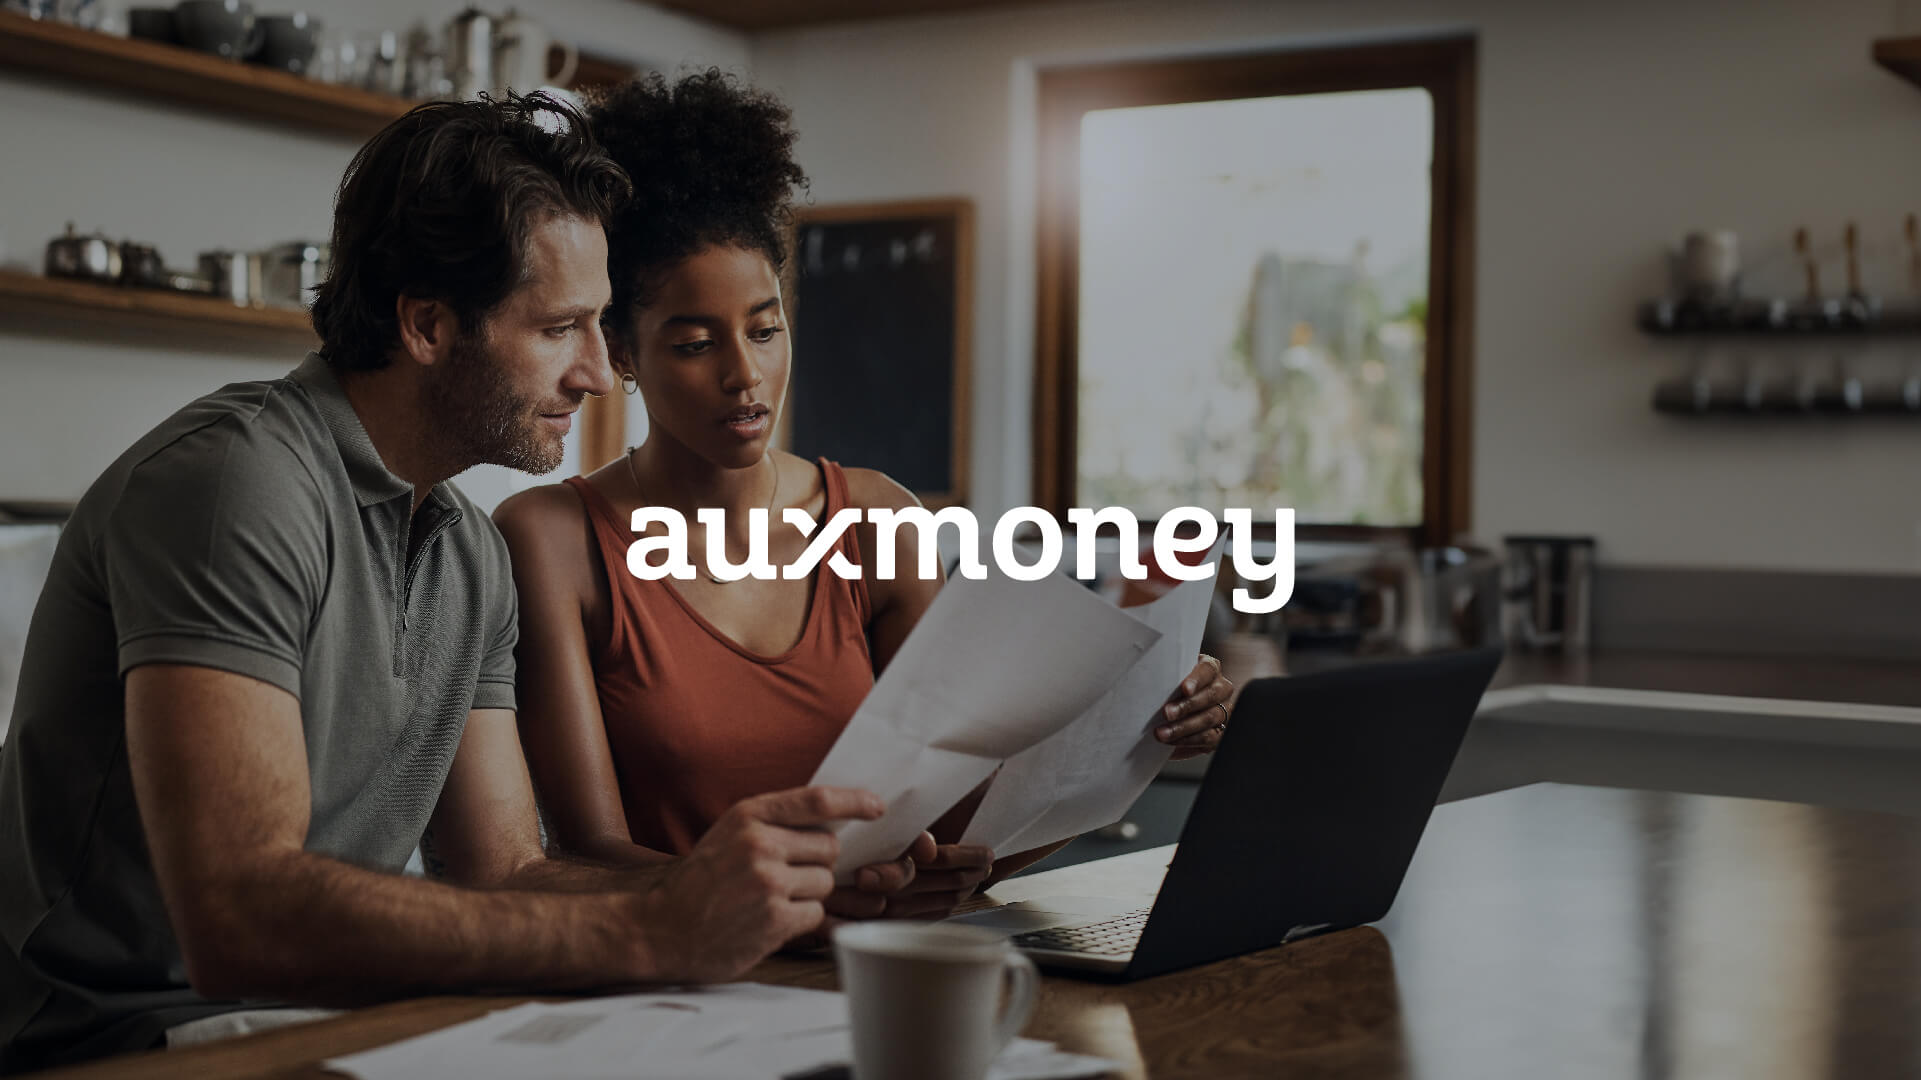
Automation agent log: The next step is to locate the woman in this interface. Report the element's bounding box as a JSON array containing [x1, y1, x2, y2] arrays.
[[494, 71, 1233, 919]]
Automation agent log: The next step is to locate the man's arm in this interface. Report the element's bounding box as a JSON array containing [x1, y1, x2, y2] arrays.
[[422, 706, 665, 892], [127, 664, 880, 1002]]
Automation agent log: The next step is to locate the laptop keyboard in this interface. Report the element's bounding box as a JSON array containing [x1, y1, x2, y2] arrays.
[[1011, 909, 1150, 957]]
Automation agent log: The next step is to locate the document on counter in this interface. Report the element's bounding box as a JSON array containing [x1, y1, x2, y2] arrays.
[[326, 982, 1118, 1080], [327, 983, 839, 1080], [810, 569, 1163, 882], [961, 543, 1223, 855]]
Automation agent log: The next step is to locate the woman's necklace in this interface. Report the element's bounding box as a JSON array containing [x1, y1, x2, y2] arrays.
[[624, 447, 779, 585]]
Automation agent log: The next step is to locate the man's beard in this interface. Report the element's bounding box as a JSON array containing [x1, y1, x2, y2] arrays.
[[424, 328, 571, 475]]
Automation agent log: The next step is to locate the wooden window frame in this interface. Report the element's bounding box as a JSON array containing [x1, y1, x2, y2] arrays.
[[1032, 36, 1477, 548], [783, 198, 975, 510]]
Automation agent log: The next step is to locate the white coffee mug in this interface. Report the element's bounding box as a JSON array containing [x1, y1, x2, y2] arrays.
[[1681, 230, 1740, 300], [833, 922, 1039, 1080]]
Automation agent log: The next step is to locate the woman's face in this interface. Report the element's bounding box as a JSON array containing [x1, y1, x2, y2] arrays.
[[618, 244, 790, 470]]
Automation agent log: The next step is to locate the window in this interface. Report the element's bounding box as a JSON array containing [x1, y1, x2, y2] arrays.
[[1033, 38, 1476, 545]]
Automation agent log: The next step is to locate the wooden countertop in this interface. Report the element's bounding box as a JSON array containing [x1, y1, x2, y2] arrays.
[[37, 782, 1921, 1079]]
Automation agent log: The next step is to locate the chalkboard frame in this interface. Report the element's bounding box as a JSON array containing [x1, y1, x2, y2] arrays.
[[781, 197, 973, 509]]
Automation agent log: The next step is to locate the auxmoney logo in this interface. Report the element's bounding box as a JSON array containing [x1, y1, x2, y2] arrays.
[[624, 507, 1296, 614]]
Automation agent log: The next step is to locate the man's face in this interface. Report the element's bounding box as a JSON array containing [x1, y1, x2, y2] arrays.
[[425, 214, 614, 474]]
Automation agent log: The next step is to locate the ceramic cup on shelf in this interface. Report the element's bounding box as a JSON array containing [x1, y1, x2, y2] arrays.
[[125, 6, 175, 42], [254, 12, 320, 73], [1678, 230, 1740, 305], [833, 922, 1038, 1080], [171, 0, 261, 59], [118, 241, 167, 289]]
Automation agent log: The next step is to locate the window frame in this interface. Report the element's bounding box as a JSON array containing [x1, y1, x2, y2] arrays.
[[1032, 36, 1478, 547]]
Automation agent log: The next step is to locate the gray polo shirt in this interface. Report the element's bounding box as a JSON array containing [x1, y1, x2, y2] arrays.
[[0, 353, 518, 1071]]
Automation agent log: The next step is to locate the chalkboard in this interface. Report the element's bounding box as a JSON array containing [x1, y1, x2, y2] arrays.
[[784, 199, 972, 508]]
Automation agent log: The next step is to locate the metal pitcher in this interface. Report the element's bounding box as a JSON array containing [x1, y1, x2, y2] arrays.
[[445, 7, 493, 102]]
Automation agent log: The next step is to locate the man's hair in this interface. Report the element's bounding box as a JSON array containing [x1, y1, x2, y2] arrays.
[[586, 70, 808, 331], [311, 92, 633, 371]]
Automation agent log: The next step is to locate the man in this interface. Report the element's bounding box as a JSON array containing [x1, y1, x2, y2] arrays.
[[0, 94, 910, 1071]]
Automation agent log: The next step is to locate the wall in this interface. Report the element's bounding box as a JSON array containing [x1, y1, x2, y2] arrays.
[[751, 0, 1921, 574], [0, 0, 741, 511]]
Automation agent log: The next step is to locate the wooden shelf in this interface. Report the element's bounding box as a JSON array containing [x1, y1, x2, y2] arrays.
[[0, 268, 316, 344], [0, 9, 413, 137], [1637, 299, 1921, 337], [1876, 36, 1921, 89]]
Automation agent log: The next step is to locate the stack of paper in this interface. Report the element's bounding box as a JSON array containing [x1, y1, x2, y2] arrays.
[[809, 570, 1164, 881], [326, 983, 1116, 1080], [961, 545, 1223, 855]]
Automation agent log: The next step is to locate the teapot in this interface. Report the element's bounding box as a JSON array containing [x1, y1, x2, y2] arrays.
[[45, 223, 121, 283]]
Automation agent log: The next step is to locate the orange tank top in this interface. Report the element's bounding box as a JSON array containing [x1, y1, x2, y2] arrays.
[[563, 460, 875, 855]]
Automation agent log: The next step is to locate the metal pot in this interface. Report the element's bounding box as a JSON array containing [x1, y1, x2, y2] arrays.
[[119, 241, 168, 288], [198, 249, 263, 307], [258, 241, 328, 309], [45, 223, 122, 283]]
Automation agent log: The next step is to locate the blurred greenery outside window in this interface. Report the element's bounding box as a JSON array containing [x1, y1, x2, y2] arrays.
[[1076, 89, 1432, 529], [1034, 40, 1476, 546]]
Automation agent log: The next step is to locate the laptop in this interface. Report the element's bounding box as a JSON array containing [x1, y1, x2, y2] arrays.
[[947, 647, 1502, 980]]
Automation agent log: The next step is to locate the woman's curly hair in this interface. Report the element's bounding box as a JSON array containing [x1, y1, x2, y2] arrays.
[[587, 69, 808, 333]]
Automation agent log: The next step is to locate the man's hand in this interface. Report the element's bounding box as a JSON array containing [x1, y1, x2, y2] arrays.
[[635, 786, 884, 982]]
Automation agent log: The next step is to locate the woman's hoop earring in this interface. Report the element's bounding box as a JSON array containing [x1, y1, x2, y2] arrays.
[[619, 373, 638, 396]]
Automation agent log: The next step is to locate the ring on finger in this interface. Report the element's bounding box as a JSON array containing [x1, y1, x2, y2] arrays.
[[1214, 702, 1229, 730]]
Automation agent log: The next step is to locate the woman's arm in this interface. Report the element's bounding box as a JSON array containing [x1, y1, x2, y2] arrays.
[[845, 468, 944, 674], [494, 485, 672, 867]]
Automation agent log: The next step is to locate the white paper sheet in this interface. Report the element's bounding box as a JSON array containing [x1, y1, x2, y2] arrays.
[[329, 983, 843, 1080], [810, 570, 1163, 881], [327, 1000, 697, 1080], [961, 545, 1223, 854], [327, 983, 1117, 1080]]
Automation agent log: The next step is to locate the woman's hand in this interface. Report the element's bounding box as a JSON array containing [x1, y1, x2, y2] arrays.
[[820, 832, 934, 922], [1155, 654, 1235, 761], [818, 832, 995, 924], [882, 842, 996, 919]]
